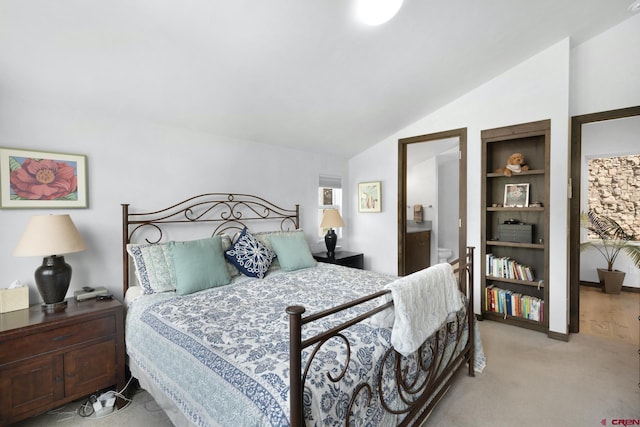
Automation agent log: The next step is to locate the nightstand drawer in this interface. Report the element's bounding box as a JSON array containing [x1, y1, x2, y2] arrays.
[[0, 316, 116, 365]]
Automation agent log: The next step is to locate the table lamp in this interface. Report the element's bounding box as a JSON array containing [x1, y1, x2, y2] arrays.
[[14, 214, 86, 312], [320, 209, 345, 256]]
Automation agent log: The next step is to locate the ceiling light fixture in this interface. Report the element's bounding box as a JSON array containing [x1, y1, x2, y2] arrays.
[[355, 0, 404, 26], [629, 0, 640, 12]]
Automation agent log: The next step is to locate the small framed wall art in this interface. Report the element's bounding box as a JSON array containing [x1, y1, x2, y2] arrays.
[[0, 147, 88, 208], [358, 181, 381, 212], [503, 183, 529, 208]]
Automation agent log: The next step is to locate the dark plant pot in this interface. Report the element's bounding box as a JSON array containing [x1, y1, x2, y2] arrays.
[[596, 268, 625, 295]]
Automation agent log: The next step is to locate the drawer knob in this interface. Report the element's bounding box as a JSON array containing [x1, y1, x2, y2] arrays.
[[53, 334, 72, 342]]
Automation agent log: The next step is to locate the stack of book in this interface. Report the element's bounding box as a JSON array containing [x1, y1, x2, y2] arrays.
[[486, 253, 534, 281], [484, 285, 544, 322]]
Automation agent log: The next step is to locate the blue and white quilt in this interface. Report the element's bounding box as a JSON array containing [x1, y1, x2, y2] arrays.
[[125, 263, 471, 427]]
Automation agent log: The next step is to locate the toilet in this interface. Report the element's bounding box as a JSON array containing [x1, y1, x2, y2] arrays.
[[438, 248, 453, 263]]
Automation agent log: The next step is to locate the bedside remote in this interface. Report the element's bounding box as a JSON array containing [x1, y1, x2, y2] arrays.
[[74, 287, 108, 301]]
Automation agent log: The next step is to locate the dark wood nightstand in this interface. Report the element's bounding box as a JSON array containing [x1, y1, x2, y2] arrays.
[[313, 250, 364, 269], [0, 297, 125, 425]]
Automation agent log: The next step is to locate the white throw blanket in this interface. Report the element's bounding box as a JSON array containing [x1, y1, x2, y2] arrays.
[[371, 263, 464, 357]]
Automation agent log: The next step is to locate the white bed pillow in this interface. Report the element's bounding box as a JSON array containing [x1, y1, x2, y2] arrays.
[[127, 242, 177, 294], [220, 234, 240, 278], [124, 285, 144, 306]]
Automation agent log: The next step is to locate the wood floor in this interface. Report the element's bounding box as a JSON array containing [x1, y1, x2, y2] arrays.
[[579, 285, 639, 345]]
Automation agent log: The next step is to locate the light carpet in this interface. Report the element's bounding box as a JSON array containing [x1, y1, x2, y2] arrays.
[[14, 320, 639, 426]]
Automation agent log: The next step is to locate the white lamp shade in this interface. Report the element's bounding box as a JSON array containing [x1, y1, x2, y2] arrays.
[[320, 209, 345, 229], [14, 214, 86, 257]]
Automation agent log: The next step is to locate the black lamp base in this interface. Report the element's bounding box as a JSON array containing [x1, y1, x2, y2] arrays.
[[35, 255, 72, 312], [42, 300, 68, 313], [324, 229, 337, 257]]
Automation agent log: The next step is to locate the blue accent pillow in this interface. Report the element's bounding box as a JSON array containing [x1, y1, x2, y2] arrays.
[[225, 228, 276, 278], [268, 231, 317, 272], [169, 236, 232, 295]]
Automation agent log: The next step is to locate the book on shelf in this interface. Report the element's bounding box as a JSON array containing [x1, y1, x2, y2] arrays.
[[485, 253, 535, 281], [484, 285, 544, 322]]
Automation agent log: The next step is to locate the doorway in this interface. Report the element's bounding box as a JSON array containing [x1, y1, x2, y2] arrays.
[[568, 106, 640, 333], [398, 128, 467, 278]]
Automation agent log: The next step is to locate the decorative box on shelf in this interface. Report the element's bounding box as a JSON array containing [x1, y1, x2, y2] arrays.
[[0, 286, 29, 313], [498, 223, 533, 243]]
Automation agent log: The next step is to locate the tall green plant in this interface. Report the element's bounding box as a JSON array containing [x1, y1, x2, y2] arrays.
[[580, 210, 640, 271]]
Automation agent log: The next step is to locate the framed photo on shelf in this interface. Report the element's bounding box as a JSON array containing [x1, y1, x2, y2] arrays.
[[503, 183, 529, 207], [358, 181, 381, 212], [0, 147, 88, 209]]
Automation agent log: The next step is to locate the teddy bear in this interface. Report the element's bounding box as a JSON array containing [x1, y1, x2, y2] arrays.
[[495, 152, 529, 177]]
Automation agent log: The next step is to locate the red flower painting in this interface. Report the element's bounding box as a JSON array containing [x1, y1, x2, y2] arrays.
[[10, 158, 78, 200]]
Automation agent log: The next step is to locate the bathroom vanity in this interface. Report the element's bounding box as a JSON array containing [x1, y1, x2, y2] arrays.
[[405, 221, 431, 274]]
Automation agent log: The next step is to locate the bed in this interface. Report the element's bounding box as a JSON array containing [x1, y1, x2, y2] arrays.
[[121, 193, 483, 426]]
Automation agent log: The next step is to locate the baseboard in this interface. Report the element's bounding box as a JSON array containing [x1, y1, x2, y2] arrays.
[[580, 280, 640, 294], [547, 330, 569, 342]]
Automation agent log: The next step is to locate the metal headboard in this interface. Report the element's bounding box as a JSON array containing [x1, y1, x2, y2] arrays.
[[122, 193, 300, 296]]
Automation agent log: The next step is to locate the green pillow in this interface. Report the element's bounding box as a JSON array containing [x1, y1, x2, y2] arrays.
[[169, 236, 231, 295], [268, 231, 317, 272]]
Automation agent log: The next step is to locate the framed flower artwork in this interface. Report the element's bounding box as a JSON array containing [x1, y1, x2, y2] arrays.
[[0, 148, 88, 208]]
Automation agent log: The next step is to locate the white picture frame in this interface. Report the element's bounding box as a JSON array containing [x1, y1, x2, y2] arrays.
[[0, 147, 88, 209], [504, 183, 529, 208], [358, 181, 381, 212]]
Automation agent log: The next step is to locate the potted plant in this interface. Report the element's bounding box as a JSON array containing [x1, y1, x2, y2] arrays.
[[580, 210, 640, 294]]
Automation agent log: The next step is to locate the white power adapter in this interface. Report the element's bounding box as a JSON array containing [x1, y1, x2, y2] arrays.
[[86, 390, 116, 418], [98, 391, 116, 408], [91, 396, 102, 413]]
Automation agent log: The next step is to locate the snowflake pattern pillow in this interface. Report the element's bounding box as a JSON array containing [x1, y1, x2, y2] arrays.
[[224, 228, 276, 278]]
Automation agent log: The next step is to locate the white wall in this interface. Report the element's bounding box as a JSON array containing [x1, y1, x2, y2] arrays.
[[349, 38, 572, 334], [0, 100, 348, 301], [406, 157, 437, 265], [571, 13, 640, 116], [407, 157, 436, 222], [437, 152, 459, 262]]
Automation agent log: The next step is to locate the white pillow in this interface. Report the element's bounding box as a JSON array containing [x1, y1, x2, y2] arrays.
[[220, 234, 240, 277], [127, 243, 177, 294]]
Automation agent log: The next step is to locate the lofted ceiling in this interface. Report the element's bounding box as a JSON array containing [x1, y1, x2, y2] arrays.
[[0, 1, 636, 158]]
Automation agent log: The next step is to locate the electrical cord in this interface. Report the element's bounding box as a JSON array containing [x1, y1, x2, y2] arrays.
[[43, 406, 76, 423], [77, 376, 135, 418], [77, 397, 96, 418]]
